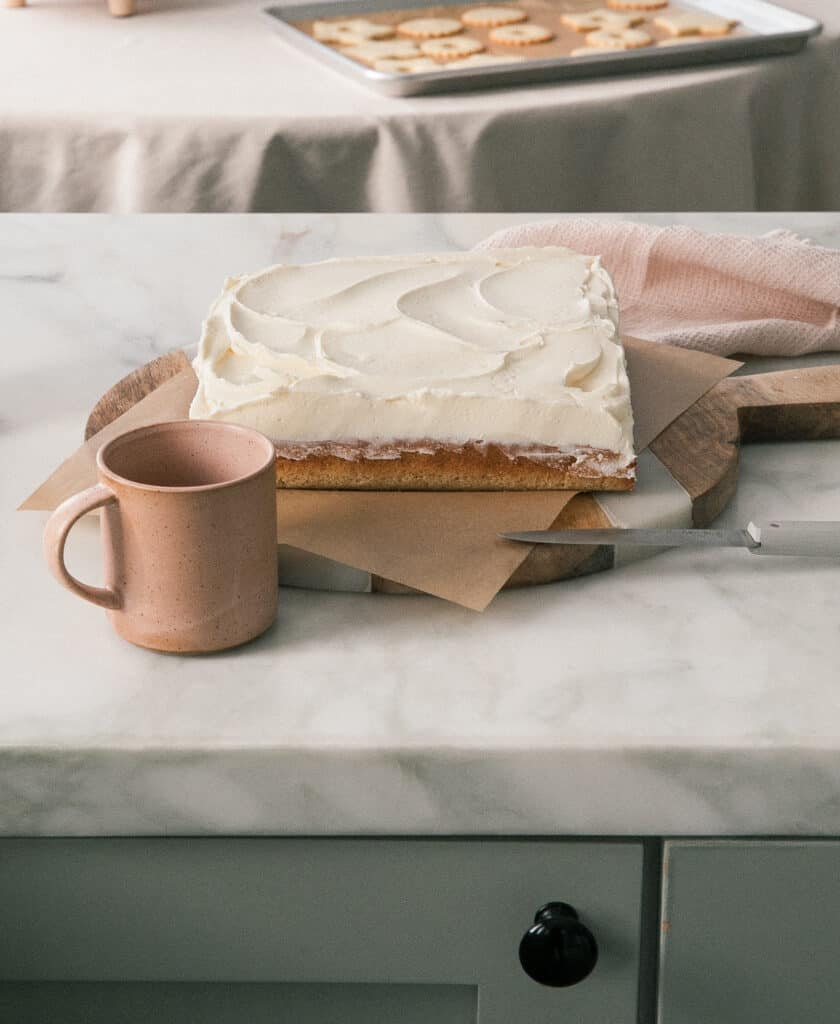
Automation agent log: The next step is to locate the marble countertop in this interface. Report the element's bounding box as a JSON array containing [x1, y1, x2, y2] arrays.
[[3, 213, 840, 838]]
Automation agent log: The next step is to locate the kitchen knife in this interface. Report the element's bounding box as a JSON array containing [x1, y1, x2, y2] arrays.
[[500, 521, 840, 558]]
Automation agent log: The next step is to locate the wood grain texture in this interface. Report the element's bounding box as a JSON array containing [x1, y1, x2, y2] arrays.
[[85, 351, 191, 441], [85, 353, 840, 589], [504, 494, 615, 588], [650, 366, 840, 526]]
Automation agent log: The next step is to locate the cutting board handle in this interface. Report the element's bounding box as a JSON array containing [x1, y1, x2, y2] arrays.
[[722, 365, 840, 443], [649, 363, 840, 528]]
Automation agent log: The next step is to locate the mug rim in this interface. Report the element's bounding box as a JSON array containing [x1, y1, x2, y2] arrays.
[[96, 420, 276, 494]]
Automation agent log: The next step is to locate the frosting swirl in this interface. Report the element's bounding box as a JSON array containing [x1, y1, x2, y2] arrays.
[[190, 247, 634, 464]]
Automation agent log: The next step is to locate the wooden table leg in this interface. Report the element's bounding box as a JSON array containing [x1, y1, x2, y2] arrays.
[[107, 0, 136, 15]]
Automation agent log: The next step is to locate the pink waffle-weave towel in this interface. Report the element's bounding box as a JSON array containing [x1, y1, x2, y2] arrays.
[[475, 219, 840, 357]]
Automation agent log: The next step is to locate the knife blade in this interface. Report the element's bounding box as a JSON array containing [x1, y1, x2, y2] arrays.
[[500, 521, 840, 558]]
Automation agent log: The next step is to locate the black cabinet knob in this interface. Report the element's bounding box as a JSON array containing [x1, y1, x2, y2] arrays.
[[518, 902, 598, 987]]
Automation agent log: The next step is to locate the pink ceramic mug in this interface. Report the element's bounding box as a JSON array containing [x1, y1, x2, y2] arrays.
[[43, 421, 278, 653]]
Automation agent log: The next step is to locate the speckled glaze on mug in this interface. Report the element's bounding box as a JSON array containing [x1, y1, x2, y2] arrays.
[[44, 421, 278, 653]]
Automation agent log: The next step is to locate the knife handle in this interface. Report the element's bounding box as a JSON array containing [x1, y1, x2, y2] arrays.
[[750, 521, 840, 558]]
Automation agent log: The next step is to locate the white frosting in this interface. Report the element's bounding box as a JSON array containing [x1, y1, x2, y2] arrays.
[[190, 247, 635, 465]]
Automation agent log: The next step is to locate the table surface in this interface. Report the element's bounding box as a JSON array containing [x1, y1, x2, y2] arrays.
[[2, 0, 838, 211], [3, 213, 840, 838]]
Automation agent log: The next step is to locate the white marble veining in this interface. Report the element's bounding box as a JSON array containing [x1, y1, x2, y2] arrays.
[[2, 214, 840, 837]]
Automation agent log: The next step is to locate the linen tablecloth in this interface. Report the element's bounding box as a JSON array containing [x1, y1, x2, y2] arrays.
[[1, 0, 837, 212]]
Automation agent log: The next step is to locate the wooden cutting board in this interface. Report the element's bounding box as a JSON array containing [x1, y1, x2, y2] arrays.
[[85, 352, 840, 592]]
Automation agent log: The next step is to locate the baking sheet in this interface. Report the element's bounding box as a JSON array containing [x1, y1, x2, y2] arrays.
[[264, 0, 821, 96]]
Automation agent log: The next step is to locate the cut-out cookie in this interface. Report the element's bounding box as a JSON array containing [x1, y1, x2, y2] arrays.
[[313, 19, 395, 45], [397, 17, 463, 37], [342, 39, 423, 63], [489, 23, 553, 44], [607, 0, 667, 9], [561, 8, 644, 31], [654, 9, 738, 35], [461, 6, 527, 27], [420, 35, 485, 58], [373, 56, 442, 73], [585, 26, 653, 48]]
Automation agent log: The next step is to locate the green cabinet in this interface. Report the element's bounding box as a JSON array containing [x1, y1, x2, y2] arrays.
[[659, 840, 840, 1024], [0, 838, 644, 1023]]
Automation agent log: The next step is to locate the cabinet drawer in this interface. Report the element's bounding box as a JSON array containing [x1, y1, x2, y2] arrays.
[[0, 837, 642, 1024], [659, 840, 840, 1024]]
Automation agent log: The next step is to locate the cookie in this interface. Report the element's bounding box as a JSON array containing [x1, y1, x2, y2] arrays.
[[342, 39, 423, 64], [420, 35, 485, 59], [606, 0, 666, 9], [397, 17, 463, 38], [561, 8, 644, 31], [313, 19, 395, 45], [653, 9, 738, 35], [447, 52, 525, 66], [585, 27, 653, 48], [373, 56, 442, 73], [461, 6, 527, 27], [489, 23, 553, 44]]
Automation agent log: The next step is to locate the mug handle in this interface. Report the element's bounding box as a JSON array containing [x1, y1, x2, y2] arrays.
[[43, 484, 122, 610]]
